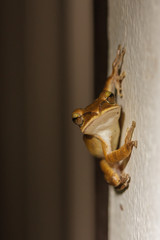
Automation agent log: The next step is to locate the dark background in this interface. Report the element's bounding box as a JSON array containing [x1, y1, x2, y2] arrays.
[[0, 0, 108, 239]]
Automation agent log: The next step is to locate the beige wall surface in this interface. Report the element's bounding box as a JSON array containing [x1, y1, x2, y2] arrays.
[[108, 1, 160, 239]]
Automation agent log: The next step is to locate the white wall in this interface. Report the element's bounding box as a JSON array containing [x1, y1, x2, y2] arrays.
[[108, 1, 160, 239]]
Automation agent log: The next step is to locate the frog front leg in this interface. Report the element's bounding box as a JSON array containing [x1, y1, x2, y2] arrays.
[[119, 121, 138, 171], [104, 45, 126, 97], [100, 121, 137, 191]]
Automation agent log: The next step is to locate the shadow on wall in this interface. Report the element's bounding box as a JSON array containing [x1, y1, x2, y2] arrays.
[[0, 0, 108, 240], [94, 0, 109, 240]]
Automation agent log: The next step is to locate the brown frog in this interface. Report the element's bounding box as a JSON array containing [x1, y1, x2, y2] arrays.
[[72, 45, 137, 192]]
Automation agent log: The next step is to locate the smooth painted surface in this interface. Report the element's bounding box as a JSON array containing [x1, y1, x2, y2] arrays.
[[108, 1, 160, 239]]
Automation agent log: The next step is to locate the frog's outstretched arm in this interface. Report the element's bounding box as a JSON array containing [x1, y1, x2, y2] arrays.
[[103, 45, 126, 97]]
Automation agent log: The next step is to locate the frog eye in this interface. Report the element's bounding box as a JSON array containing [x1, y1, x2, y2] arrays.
[[72, 112, 84, 127], [105, 91, 115, 104]]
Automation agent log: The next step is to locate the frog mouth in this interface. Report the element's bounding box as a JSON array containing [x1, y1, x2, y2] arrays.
[[82, 105, 121, 135]]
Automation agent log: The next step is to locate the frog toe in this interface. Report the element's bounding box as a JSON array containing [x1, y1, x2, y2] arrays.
[[115, 173, 131, 192]]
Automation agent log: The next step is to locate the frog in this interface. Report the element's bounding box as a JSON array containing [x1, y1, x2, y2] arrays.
[[72, 45, 137, 192]]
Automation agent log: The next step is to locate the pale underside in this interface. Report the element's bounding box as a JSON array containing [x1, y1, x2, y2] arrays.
[[83, 106, 121, 158]]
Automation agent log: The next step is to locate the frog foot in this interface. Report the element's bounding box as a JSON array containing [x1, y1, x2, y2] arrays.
[[112, 45, 126, 97], [112, 45, 126, 71], [115, 173, 131, 192]]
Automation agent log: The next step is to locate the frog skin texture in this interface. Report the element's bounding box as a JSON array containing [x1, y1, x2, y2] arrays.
[[72, 45, 137, 192]]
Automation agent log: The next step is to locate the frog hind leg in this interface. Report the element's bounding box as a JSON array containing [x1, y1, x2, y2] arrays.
[[100, 160, 130, 192], [104, 45, 126, 97], [100, 121, 137, 192], [100, 159, 121, 187], [102, 121, 137, 165]]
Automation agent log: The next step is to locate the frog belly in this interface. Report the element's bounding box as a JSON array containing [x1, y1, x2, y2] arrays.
[[83, 135, 105, 158], [83, 122, 120, 158], [97, 122, 120, 152], [83, 107, 121, 154]]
